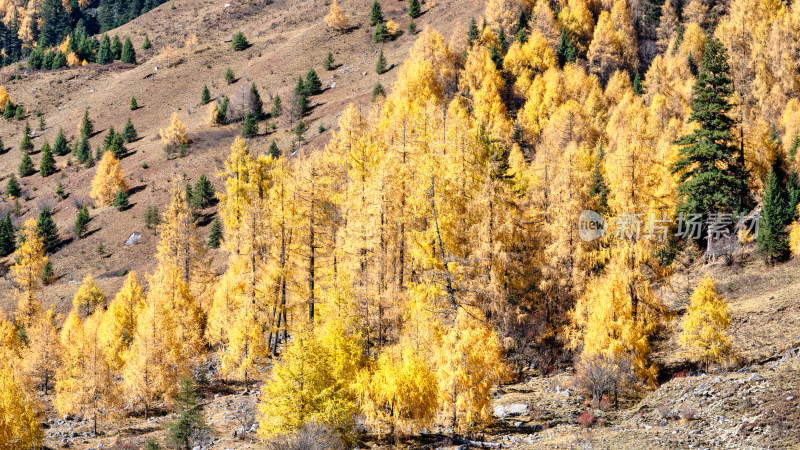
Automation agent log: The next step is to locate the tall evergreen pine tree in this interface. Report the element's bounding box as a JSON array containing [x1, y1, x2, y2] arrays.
[[672, 37, 749, 237]]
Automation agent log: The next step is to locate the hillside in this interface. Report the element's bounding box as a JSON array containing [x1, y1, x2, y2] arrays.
[[0, 0, 483, 315], [2, 0, 800, 448]]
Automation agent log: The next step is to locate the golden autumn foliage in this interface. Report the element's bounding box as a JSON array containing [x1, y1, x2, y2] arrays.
[[0, 85, 10, 112], [324, 0, 350, 32], [258, 321, 364, 443], [90, 151, 128, 207], [0, 366, 42, 448], [680, 277, 733, 369], [98, 271, 144, 370], [21, 309, 61, 395], [12, 219, 48, 325], [72, 274, 106, 317], [159, 112, 188, 148]]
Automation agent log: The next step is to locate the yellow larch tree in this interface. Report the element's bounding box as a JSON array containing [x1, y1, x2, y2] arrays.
[[72, 274, 106, 317], [587, 11, 624, 84], [12, 219, 48, 326], [0, 85, 11, 113], [558, 0, 595, 53], [159, 112, 188, 149], [324, 0, 350, 32], [123, 296, 167, 419], [460, 45, 512, 142], [56, 309, 119, 436], [680, 276, 733, 371], [98, 271, 144, 371], [90, 151, 128, 207], [503, 30, 556, 95], [656, 0, 679, 52], [257, 319, 364, 444], [21, 309, 61, 395], [435, 309, 511, 431], [356, 342, 439, 442], [485, 0, 526, 36], [530, 0, 560, 48], [0, 366, 42, 448]]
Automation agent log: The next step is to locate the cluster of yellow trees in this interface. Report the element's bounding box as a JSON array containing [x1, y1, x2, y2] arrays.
[[5, 0, 800, 445]]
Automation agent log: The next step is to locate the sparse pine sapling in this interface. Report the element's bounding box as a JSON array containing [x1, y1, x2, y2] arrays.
[[269, 140, 280, 158], [201, 85, 210, 105], [376, 49, 387, 74], [74, 205, 90, 238], [121, 38, 137, 64], [373, 22, 389, 43], [305, 69, 322, 95], [81, 108, 94, 137], [39, 141, 56, 176], [56, 181, 66, 199], [53, 129, 69, 156], [324, 52, 335, 70], [19, 151, 35, 177], [142, 34, 151, 50], [207, 217, 222, 249], [408, 0, 421, 18], [122, 118, 138, 143], [6, 173, 21, 197], [111, 35, 122, 60], [370, 0, 384, 26], [113, 189, 129, 210], [232, 32, 249, 51], [270, 95, 282, 118], [37, 207, 59, 253], [224, 67, 235, 84], [242, 113, 257, 137], [144, 205, 160, 230], [41, 260, 54, 285], [130, 96, 138, 110], [372, 82, 385, 102], [294, 120, 306, 141]]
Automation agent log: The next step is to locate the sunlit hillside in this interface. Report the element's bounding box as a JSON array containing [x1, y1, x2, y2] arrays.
[[1, 0, 799, 448]]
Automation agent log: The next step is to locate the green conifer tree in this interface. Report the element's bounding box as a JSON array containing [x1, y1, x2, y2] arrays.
[[248, 83, 263, 118], [20, 121, 33, 152], [113, 189, 129, 211], [672, 36, 750, 233], [232, 32, 249, 51], [201, 85, 210, 105], [207, 216, 222, 249], [224, 67, 235, 84], [376, 49, 387, 74], [370, 0, 384, 26], [122, 118, 138, 142], [97, 35, 112, 64], [372, 82, 385, 102], [19, 151, 35, 177], [121, 37, 137, 64], [0, 212, 14, 256], [39, 141, 56, 176], [142, 34, 152, 50], [74, 205, 90, 238], [81, 108, 94, 137], [37, 207, 59, 253], [324, 52, 335, 70], [242, 113, 258, 137], [305, 69, 322, 95], [53, 128, 69, 156], [192, 174, 215, 209], [268, 140, 280, 159], [6, 174, 20, 197], [111, 35, 122, 60], [408, 0, 421, 18], [130, 96, 138, 110]]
